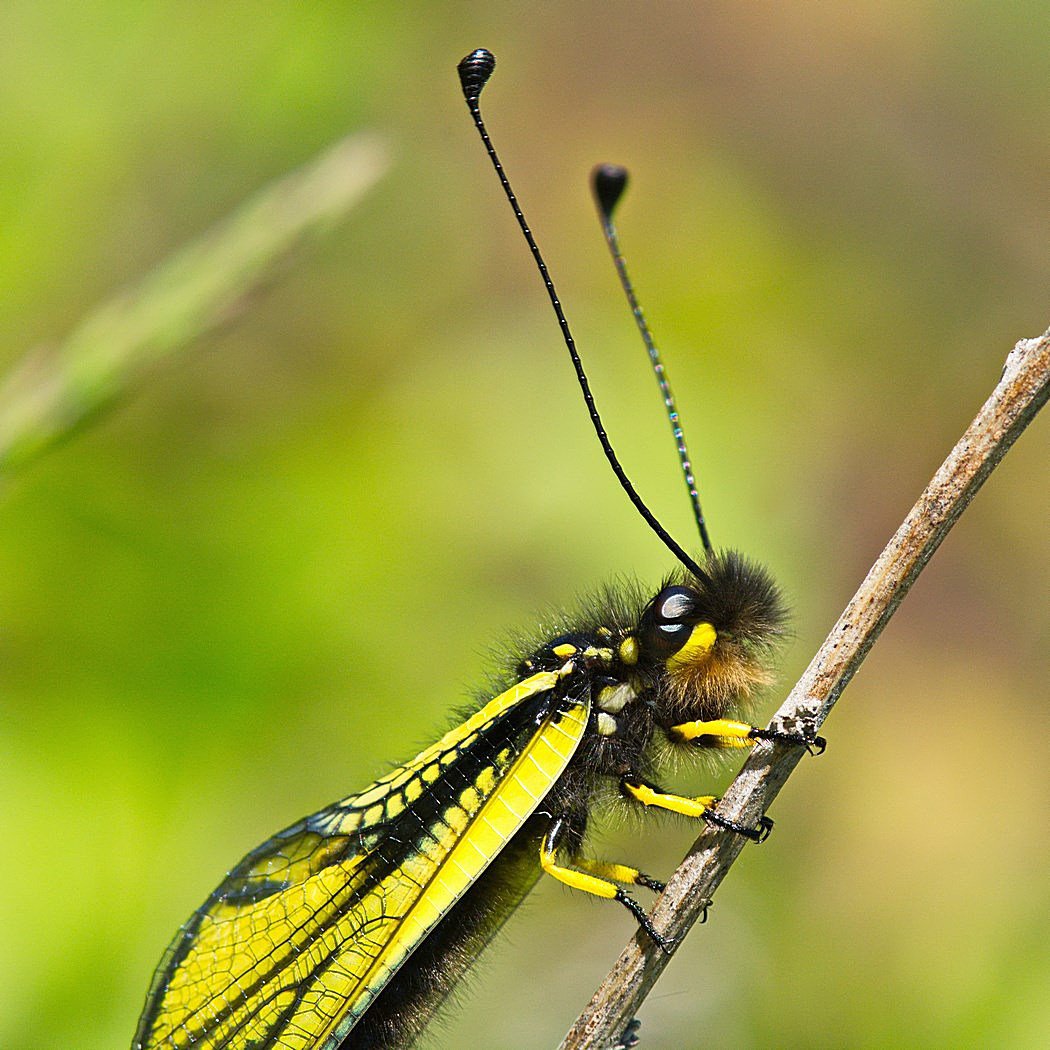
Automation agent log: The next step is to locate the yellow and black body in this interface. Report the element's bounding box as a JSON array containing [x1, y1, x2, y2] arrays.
[[133, 553, 787, 1049], [131, 46, 822, 1050]]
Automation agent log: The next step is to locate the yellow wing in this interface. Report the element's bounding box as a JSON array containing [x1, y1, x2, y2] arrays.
[[133, 670, 589, 1049]]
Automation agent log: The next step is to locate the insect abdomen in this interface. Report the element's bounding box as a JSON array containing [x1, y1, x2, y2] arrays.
[[337, 819, 544, 1049]]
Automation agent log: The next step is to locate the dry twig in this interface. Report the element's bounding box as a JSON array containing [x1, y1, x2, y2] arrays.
[[560, 328, 1050, 1050]]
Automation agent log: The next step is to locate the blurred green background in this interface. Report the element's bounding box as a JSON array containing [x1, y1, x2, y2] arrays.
[[2, 4, 1048, 1048]]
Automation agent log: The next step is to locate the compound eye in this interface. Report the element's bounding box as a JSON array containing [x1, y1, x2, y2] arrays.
[[641, 585, 697, 656], [655, 586, 694, 622]]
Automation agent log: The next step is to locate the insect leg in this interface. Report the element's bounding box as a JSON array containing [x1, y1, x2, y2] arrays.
[[540, 815, 674, 953], [750, 725, 828, 754], [608, 1017, 642, 1050], [574, 856, 665, 893], [620, 772, 773, 843], [669, 717, 826, 754]]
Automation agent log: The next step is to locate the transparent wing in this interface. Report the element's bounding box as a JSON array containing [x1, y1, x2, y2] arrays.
[[133, 671, 588, 1050]]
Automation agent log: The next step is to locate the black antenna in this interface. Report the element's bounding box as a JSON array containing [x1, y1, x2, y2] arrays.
[[456, 48, 710, 584], [591, 164, 713, 555]]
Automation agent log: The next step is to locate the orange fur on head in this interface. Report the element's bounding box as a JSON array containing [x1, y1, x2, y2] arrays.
[[664, 634, 778, 718]]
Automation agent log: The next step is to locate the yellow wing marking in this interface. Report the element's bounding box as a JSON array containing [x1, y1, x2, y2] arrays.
[[321, 696, 590, 1046], [134, 670, 586, 1049], [322, 671, 559, 822]]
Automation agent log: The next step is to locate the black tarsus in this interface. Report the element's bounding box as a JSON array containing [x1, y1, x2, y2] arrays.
[[703, 808, 774, 843], [615, 888, 676, 955], [635, 872, 666, 894], [545, 814, 674, 955], [456, 48, 711, 587], [609, 1017, 643, 1050], [749, 725, 828, 756]]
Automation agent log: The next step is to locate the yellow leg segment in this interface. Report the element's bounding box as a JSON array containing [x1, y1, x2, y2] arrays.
[[540, 817, 674, 951], [540, 842, 618, 899], [623, 779, 719, 818], [624, 776, 773, 843], [669, 718, 757, 746], [574, 857, 654, 887]]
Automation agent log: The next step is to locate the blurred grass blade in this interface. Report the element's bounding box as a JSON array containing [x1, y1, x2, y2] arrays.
[[0, 131, 391, 473]]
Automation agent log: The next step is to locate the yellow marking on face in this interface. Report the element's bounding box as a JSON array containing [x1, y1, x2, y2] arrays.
[[596, 712, 618, 736], [597, 626, 612, 639], [552, 642, 577, 658], [667, 622, 717, 669], [669, 717, 754, 743], [618, 636, 639, 665]]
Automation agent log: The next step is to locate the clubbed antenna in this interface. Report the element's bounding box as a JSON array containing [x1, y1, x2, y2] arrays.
[[592, 164, 712, 555], [456, 48, 710, 584]]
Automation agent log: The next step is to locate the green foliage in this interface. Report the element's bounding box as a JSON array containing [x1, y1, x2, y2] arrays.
[[1, 5, 1047, 1048]]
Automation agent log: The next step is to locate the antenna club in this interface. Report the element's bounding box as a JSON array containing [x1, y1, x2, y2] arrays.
[[459, 51, 708, 580], [458, 48, 496, 100], [592, 164, 629, 219]]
